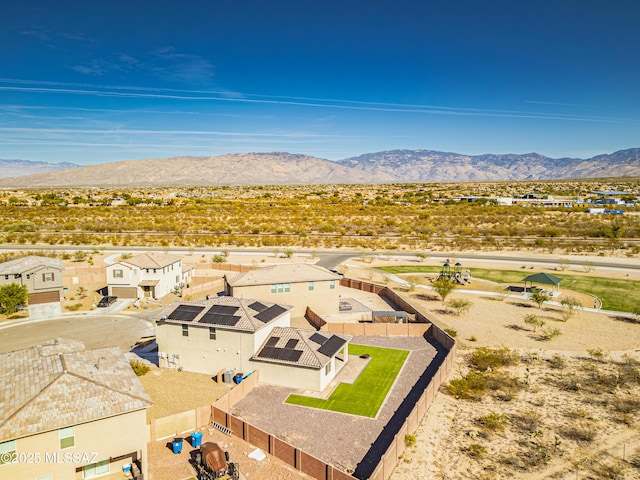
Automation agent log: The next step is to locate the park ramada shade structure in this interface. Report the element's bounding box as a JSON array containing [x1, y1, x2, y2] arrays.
[[523, 272, 562, 292]]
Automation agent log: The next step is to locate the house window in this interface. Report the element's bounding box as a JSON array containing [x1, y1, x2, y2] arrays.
[[43, 272, 55, 282], [209, 327, 217, 340], [284, 283, 290, 293], [329, 280, 336, 289], [59, 426, 74, 449], [0, 439, 16, 464], [113, 269, 123, 278], [176, 275, 180, 283], [4, 275, 8, 280], [277, 283, 284, 293], [182, 324, 189, 337], [308, 282, 314, 291], [36, 476, 52, 480], [153, 269, 157, 273], [132, 269, 137, 275], [325, 363, 331, 375], [26, 274, 30, 280], [83, 459, 109, 478], [14, 274, 21, 279], [270, 284, 277, 294]]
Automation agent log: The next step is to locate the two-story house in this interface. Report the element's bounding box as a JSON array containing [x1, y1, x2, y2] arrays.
[[106, 252, 193, 299], [224, 263, 342, 317], [0, 256, 64, 317], [0, 338, 152, 479], [155, 297, 351, 391]]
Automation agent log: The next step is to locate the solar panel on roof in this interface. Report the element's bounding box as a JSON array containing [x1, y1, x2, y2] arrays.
[[257, 346, 303, 363], [199, 312, 241, 326], [168, 304, 205, 321], [285, 338, 299, 349], [309, 333, 328, 345], [255, 304, 287, 323], [207, 305, 239, 315], [266, 337, 280, 347], [249, 301, 268, 312], [317, 335, 347, 357]]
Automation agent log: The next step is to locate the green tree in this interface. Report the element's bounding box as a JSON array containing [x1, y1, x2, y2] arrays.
[[433, 276, 455, 302], [524, 314, 545, 332], [0, 283, 28, 314], [530, 289, 551, 308]]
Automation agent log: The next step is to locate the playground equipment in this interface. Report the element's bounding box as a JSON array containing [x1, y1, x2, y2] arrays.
[[435, 261, 472, 285]]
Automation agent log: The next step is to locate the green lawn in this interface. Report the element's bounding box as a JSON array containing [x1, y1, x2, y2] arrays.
[[285, 344, 409, 418], [378, 266, 640, 313]]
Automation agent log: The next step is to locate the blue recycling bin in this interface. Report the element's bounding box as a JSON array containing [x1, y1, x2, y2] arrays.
[[191, 431, 203, 447], [171, 437, 183, 454]]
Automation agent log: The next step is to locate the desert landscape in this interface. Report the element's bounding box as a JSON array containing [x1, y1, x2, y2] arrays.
[[341, 256, 640, 479]]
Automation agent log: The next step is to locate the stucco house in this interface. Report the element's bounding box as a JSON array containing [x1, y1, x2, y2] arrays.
[[155, 297, 352, 391], [224, 263, 342, 317], [155, 296, 292, 376], [106, 252, 193, 299], [252, 327, 351, 391], [0, 255, 64, 318], [0, 255, 64, 305], [0, 338, 152, 479]]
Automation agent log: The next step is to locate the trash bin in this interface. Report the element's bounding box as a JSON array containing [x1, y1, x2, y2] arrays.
[[223, 370, 234, 384], [191, 431, 203, 447], [172, 437, 183, 454]]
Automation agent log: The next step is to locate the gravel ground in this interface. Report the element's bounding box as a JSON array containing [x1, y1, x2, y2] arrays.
[[231, 335, 438, 474]]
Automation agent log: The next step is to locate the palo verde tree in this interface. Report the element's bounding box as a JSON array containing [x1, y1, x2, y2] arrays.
[[530, 289, 551, 308], [433, 276, 456, 302], [0, 283, 28, 314]]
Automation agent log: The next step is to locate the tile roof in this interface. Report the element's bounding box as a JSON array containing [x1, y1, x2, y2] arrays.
[[155, 296, 292, 333], [122, 252, 182, 269], [0, 338, 152, 442], [0, 256, 64, 276], [252, 327, 351, 369], [226, 263, 342, 287]]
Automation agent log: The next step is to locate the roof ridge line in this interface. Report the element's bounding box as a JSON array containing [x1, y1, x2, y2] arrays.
[[0, 369, 65, 431], [65, 370, 152, 406]]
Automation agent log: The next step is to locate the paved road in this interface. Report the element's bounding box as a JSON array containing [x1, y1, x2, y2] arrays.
[[1, 245, 639, 272], [0, 314, 153, 354]]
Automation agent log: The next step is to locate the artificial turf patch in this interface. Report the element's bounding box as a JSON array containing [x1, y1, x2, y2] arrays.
[[284, 343, 409, 417]]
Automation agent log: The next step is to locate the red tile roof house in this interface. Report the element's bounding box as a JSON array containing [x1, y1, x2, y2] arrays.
[[0, 338, 152, 479]]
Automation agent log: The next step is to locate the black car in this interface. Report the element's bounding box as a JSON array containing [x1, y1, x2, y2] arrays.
[[97, 295, 117, 307]]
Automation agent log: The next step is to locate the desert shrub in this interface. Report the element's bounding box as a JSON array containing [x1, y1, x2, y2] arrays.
[[445, 298, 472, 316], [129, 360, 151, 376], [538, 327, 562, 341], [443, 328, 457, 338], [404, 434, 416, 448], [486, 372, 523, 400], [590, 460, 626, 479], [587, 348, 607, 361], [468, 347, 519, 372], [469, 335, 477, 342], [468, 443, 487, 459], [530, 289, 551, 308], [612, 397, 640, 414], [548, 354, 566, 369], [516, 409, 543, 434], [446, 371, 487, 400], [65, 303, 83, 311], [478, 412, 507, 432], [562, 423, 597, 443]]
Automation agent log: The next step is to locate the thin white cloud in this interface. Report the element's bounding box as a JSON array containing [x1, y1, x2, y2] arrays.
[[0, 79, 633, 124]]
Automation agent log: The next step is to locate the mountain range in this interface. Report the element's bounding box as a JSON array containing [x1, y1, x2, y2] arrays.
[[0, 148, 639, 187]]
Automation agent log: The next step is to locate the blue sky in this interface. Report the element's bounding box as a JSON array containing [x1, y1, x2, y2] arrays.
[[1, 1, 639, 165]]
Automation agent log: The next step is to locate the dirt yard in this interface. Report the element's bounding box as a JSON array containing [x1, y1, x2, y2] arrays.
[[340, 259, 640, 480]]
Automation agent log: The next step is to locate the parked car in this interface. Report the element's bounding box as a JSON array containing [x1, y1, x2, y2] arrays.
[[97, 295, 117, 307]]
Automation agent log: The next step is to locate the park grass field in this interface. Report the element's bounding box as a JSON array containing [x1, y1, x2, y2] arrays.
[[285, 344, 409, 418], [378, 265, 640, 313]]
